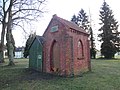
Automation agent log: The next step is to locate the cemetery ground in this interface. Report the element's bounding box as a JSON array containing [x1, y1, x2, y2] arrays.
[[0, 58, 120, 90]]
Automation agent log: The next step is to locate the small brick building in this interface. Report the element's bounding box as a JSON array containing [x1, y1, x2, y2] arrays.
[[42, 15, 91, 76]]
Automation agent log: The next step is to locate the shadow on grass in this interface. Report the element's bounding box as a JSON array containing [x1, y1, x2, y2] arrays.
[[0, 67, 60, 89], [0, 64, 91, 82], [17, 68, 89, 82], [0, 62, 92, 89], [21, 68, 60, 81]]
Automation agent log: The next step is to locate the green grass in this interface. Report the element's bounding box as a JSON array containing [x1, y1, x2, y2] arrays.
[[0, 58, 120, 90]]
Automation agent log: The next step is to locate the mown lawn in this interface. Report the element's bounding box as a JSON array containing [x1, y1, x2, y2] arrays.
[[0, 58, 120, 90]]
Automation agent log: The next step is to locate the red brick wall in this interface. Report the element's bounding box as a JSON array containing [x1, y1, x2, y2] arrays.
[[67, 29, 90, 75], [43, 18, 90, 76], [43, 18, 67, 75]]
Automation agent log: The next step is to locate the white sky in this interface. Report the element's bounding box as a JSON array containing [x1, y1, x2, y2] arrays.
[[2, 0, 120, 48]]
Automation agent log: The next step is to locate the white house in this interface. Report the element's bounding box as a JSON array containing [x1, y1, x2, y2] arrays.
[[14, 47, 24, 58]]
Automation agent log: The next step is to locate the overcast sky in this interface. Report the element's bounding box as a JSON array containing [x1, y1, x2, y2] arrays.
[[11, 0, 120, 47]]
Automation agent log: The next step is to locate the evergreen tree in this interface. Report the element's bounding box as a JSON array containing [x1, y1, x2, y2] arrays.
[[77, 9, 89, 32], [71, 14, 79, 26], [98, 1, 119, 59], [71, 9, 96, 59], [71, 9, 89, 32], [90, 27, 96, 59], [24, 33, 36, 58]]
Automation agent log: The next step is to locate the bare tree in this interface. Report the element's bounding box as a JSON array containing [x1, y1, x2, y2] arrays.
[[0, 0, 8, 63], [0, 0, 46, 65]]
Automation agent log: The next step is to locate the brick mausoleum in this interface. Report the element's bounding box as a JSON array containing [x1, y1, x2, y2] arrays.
[[29, 15, 91, 76], [29, 14, 91, 76]]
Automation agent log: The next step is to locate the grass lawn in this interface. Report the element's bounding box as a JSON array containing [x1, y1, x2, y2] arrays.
[[0, 58, 120, 90]]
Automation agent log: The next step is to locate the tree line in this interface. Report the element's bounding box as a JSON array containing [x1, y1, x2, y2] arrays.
[[71, 1, 120, 59], [0, 0, 119, 66]]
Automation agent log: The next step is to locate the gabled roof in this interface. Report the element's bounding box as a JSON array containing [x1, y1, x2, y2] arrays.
[[53, 14, 87, 34], [24, 35, 45, 58], [28, 35, 45, 50], [35, 36, 45, 45], [43, 14, 88, 35]]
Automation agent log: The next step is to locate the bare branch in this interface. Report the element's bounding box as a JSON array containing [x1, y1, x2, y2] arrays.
[[12, 17, 35, 22], [1, 0, 46, 43], [13, 0, 17, 3], [13, 22, 28, 35], [12, 8, 43, 16], [6, 0, 12, 13], [4, 0, 9, 3]]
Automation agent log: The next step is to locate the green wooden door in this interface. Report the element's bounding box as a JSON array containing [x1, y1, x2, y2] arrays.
[[29, 42, 36, 68], [36, 43, 42, 71]]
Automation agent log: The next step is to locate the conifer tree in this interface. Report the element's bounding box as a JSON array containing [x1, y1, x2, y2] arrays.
[[98, 1, 119, 59], [24, 33, 36, 58], [90, 27, 96, 59], [71, 14, 79, 26], [71, 9, 89, 32], [77, 9, 89, 32], [71, 9, 96, 58]]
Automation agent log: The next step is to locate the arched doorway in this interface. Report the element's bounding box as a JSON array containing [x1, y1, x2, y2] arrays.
[[50, 40, 60, 72], [77, 40, 84, 59]]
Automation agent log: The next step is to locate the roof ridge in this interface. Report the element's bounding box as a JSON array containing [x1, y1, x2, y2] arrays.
[[53, 15, 88, 34]]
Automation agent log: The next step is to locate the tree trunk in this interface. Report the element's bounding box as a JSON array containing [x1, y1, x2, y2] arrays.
[[6, 40, 15, 66], [6, 30, 15, 66], [0, 45, 4, 63], [6, 0, 15, 66], [0, 23, 6, 63], [6, 23, 15, 66]]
